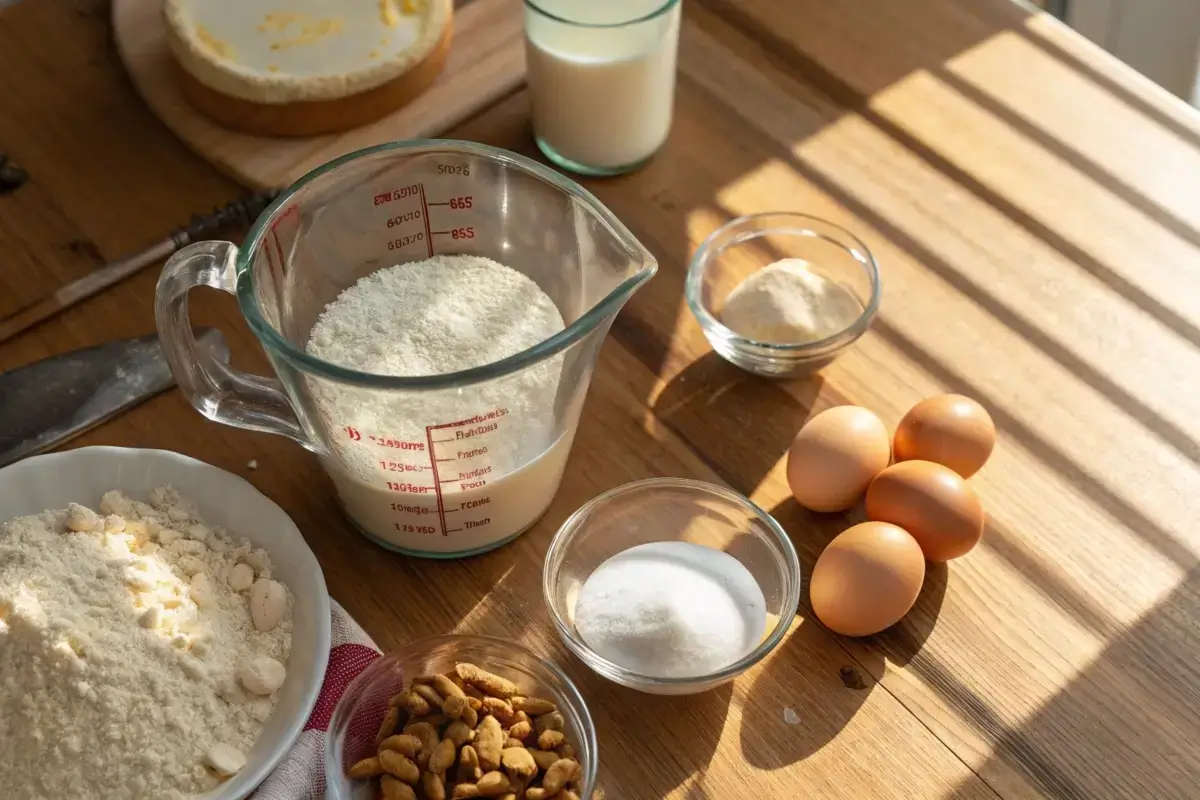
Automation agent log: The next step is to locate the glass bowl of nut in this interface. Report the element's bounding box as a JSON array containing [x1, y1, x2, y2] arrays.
[[326, 634, 598, 800]]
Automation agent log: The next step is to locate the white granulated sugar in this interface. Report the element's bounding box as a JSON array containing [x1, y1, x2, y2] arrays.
[[0, 488, 292, 800], [573, 541, 768, 679], [719, 258, 863, 345], [305, 255, 566, 482]]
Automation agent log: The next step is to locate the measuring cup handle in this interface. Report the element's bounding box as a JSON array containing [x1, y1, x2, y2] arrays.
[[155, 240, 312, 449]]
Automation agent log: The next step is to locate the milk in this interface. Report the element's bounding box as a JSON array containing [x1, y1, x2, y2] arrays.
[[525, 0, 682, 171], [323, 431, 574, 555]]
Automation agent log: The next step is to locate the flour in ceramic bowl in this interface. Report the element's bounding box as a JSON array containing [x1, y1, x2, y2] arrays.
[[306, 255, 573, 554], [0, 488, 293, 800]]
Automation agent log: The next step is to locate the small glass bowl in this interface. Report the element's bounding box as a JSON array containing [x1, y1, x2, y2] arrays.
[[325, 635, 599, 800], [686, 212, 881, 378], [542, 478, 801, 695]]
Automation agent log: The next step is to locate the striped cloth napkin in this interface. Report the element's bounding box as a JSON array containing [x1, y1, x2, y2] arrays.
[[253, 600, 381, 800]]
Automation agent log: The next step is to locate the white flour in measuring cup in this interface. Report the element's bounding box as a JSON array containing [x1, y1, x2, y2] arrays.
[[306, 254, 571, 555]]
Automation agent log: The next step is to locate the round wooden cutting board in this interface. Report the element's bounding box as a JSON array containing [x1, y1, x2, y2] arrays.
[[111, 0, 527, 189]]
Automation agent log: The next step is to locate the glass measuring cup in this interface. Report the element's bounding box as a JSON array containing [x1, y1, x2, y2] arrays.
[[155, 140, 657, 558]]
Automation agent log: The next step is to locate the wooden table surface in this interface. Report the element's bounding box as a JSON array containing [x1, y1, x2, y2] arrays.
[[3, 0, 1199, 797]]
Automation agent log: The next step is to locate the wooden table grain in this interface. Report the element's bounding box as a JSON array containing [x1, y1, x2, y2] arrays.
[[2, 0, 1199, 797]]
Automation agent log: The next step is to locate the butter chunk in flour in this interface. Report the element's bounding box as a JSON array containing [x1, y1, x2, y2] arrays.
[[0, 487, 293, 800]]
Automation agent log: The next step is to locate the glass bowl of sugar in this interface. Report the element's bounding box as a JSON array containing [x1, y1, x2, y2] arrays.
[[542, 478, 801, 695], [686, 212, 881, 378]]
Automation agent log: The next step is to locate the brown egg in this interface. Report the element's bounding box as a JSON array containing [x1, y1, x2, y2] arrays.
[[809, 522, 926, 637], [787, 406, 891, 512], [865, 460, 985, 562], [893, 394, 996, 478]]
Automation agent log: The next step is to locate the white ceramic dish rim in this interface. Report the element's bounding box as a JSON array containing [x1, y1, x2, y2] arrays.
[[0, 446, 332, 800]]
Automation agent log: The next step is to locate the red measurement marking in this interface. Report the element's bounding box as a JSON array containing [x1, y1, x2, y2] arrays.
[[368, 435, 426, 451], [429, 196, 473, 209], [379, 461, 428, 473], [385, 481, 435, 493], [345, 427, 362, 441], [269, 228, 286, 272], [417, 183, 434, 257], [269, 204, 298, 229], [374, 185, 420, 205], [424, 426, 449, 536]]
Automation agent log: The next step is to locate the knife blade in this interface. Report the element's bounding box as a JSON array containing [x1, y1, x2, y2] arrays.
[[0, 329, 229, 467]]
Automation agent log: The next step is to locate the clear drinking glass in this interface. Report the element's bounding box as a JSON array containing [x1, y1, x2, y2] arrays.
[[155, 140, 656, 558], [525, 0, 682, 176]]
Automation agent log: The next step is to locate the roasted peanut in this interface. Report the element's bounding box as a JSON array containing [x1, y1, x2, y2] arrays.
[[530, 749, 559, 771], [462, 703, 480, 728], [451, 785, 481, 800], [499, 747, 537, 779], [403, 722, 440, 766], [560, 791, 582, 800], [481, 697, 516, 725], [428, 738, 457, 774], [456, 663, 518, 699], [411, 674, 438, 685], [424, 713, 451, 730], [476, 771, 512, 796], [378, 750, 420, 784], [348, 756, 383, 779], [504, 737, 523, 749], [444, 694, 469, 720], [423, 770, 447, 800], [444, 720, 472, 749], [457, 744, 483, 784], [534, 711, 564, 735], [536, 730, 565, 751], [524, 789, 550, 800], [381, 774, 418, 800], [542, 759, 580, 794], [511, 696, 556, 716], [403, 690, 433, 717], [475, 714, 504, 771], [378, 734, 421, 758], [507, 720, 533, 742], [376, 706, 402, 745], [433, 674, 466, 699], [557, 743, 575, 760], [413, 683, 445, 708]]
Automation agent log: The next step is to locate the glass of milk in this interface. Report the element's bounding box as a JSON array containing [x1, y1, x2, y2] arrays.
[[524, 0, 681, 175]]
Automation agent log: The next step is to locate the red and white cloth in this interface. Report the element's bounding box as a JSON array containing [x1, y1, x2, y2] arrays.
[[252, 600, 382, 800]]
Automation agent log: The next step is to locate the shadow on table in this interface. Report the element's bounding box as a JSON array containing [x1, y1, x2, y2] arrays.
[[652, 351, 826, 490], [940, 566, 1200, 799], [737, 618, 874, 769], [584, 679, 734, 799], [854, 561, 949, 671]]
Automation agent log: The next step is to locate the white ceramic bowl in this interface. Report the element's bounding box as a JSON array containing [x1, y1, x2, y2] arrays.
[[0, 447, 331, 800]]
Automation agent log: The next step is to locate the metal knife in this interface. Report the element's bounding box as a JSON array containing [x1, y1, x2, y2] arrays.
[[0, 329, 229, 467]]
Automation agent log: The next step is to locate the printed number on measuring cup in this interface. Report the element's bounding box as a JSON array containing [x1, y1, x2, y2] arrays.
[[397, 524, 437, 534], [388, 233, 425, 250], [373, 185, 420, 205], [451, 228, 475, 240], [437, 164, 470, 176], [386, 210, 422, 227], [448, 196, 473, 209]]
